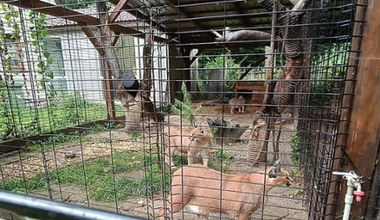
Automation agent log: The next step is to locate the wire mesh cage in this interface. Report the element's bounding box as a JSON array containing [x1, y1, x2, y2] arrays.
[[0, 0, 374, 220]]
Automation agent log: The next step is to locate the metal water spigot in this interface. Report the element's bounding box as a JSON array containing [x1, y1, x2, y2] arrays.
[[332, 170, 365, 220]]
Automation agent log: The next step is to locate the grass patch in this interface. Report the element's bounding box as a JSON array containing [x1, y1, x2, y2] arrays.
[[1, 92, 124, 140], [1, 150, 170, 202], [172, 155, 188, 166], [130, 130, 142, 140], [1, 174, 47, 194], [208, 149, 234, 173], [215, 149, 234, 161]]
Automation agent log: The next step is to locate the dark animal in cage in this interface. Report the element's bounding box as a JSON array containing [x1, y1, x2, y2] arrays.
[[163, 126, 212, 167], [114, 69, 140, 107], [157, 159, 292, 219], [115, 69, 140, 99], [229, 95, 246, 114], [116, 69, 163, 129]]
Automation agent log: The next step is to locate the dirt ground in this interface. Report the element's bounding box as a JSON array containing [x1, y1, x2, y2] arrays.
[[0, 104, 308, 220]]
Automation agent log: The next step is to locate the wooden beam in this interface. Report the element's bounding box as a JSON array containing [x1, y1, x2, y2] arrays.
[[109, 0, 129, 23], [2, 0, 99, 25], [112, 33, 121, 46], [0, 0, 166, 42], [165, 0, 208, 30], [78, 22, 104, 54], [0, 117, 125, 156], [232, 2, 251, 27], [108, 0, 167, 31]]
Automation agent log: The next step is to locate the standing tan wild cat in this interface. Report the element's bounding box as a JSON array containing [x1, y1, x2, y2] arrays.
[[163, 126, 212, 167], [229, 95, 246, 114]]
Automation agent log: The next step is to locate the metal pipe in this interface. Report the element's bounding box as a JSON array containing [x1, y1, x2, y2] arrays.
[[332, 171, 364, 220], [0, 191, 145, 220], [343, 180, 355, 220]]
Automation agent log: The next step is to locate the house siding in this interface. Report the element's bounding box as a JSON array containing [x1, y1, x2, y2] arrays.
[[134, 37, 169, 104], [50, 29, 104, 103], [1, 6, 167, 108]]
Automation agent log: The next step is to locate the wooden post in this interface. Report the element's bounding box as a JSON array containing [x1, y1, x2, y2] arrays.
[[141, 32, 153, 94], [326, 1, 374, 219], [337, 1, 380, 219], [96, 1, 120, 121]]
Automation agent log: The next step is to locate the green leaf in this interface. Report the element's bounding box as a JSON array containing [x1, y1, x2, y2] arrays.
[[43, 51, 50, 59], [46, 71, 54, 79]]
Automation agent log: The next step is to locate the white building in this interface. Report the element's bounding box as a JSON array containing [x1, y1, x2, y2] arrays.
[[0, 3, 168, 108]]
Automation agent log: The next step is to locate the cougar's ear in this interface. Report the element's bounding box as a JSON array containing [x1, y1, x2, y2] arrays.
[[273, 157, 282, 168], [269, 158, 282, 178]]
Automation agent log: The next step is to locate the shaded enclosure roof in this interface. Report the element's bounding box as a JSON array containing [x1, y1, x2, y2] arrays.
[[110, 0, 277, 47], [45, 7, 136, 28], [2, 0, 354, 49], [108, 0, 355, 49]]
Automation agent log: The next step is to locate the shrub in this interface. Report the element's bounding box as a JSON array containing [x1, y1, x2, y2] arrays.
[[170, 82, 203, 126], [198, 55, 241, 96], [290, 132, 300, 166]]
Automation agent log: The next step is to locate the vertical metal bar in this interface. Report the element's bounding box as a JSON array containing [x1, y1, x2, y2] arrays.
[[326, 0, 368, 218]]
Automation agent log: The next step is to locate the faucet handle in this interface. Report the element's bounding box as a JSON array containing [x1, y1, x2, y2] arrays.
[[353, 190, 365, 202]]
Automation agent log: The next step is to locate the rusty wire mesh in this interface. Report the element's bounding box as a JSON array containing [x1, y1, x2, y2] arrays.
[[0, 0, 371, 219]]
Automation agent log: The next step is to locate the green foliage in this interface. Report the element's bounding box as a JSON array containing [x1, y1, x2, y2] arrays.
[[130, 130, 142, 140], [315, 43, 350, 73], [0, 85, 17, 139], [172, 155, 188, 166], [198, 48, 265, 70], [290, 132, 300, 166], [0, 9, 123, 139], [310, 79, 333, 105], [48, 92, 87, 127], [1, 173, 47, 194], [215, 149, 234, 161], [310, 43, 350, 105], [207, 149, 234, 173], [170, 82, 203, 126], [28, 11, 54, 93], [0, 4, 24, 139], [289, 189, 304, 198], [0, 92, 124, 140], [198, 55, 242, 93]]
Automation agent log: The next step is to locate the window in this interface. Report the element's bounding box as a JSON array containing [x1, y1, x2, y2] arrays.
[[2, 34, 24, 71], [44, 37, 67, 91]]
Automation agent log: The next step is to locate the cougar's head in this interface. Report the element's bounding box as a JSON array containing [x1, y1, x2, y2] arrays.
[[267, 158, 293, 187], [189, 127, 210, 144]]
